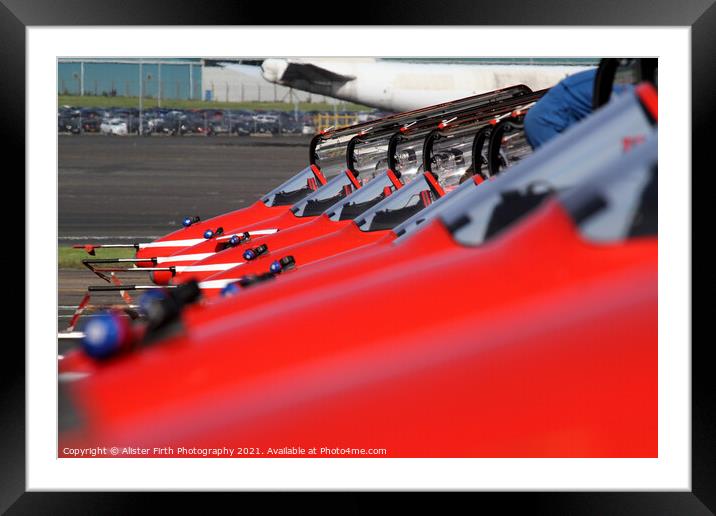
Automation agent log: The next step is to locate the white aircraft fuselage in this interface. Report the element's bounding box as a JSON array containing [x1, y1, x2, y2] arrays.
[[258, 58, 592, 111]]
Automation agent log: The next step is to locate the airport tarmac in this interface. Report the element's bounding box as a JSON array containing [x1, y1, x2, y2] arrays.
[[58, 270, 112, 353], [59, 134, 312, 242], [58, 134, 311, 349]]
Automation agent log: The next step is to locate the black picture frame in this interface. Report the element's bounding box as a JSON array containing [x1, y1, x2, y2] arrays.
[[6, 1, 711, 513]]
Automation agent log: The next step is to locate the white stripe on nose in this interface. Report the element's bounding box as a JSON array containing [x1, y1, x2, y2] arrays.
[[156, 253, 215, 264], [174, 262, 244, 273], [198, 279, 238, 290]]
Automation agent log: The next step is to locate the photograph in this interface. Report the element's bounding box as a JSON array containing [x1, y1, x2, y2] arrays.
[[57, 56, 658, 458], [6, 9, 708, 510]]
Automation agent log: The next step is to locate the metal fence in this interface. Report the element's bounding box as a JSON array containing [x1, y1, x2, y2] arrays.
[[202, 81, 321, 104], [58, 59, 346, 105], [313, 114, 361, 133], [58, 59, 203, 101], [58, 110, 370, 137]]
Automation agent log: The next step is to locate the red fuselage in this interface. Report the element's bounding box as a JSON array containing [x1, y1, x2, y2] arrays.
[[61, 201, 657, 457]]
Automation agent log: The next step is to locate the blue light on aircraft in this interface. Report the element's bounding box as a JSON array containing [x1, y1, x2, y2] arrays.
[[221, 283, 241, 297], [81, 312, 125, 359]]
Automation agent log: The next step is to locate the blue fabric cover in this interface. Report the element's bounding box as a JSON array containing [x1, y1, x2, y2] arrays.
[[524, 69, 597, 149], [524, 68, 635, 148]]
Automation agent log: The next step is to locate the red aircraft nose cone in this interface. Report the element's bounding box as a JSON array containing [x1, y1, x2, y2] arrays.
[[150, 270, 174, 286], [135, 247, 155, 262]]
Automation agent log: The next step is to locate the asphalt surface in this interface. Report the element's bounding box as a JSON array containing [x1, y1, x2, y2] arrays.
[[59, 133, 312, 242], [58, 270, 115, 352], [58, 134, 311, 349]]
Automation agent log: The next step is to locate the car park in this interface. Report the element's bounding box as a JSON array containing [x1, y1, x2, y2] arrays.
[[58, 105, 383, 137]]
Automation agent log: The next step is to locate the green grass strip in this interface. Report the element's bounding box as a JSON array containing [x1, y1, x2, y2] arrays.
[[58, 95, 372, 112], [58, 246, 136, 269]]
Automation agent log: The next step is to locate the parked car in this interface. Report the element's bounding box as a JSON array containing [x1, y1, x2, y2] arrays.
[[58, 106, 369, 137], [58, 112, 79, 133], [172, 115, 190, 135], [252, 114, 280, 134], [226, 115, 251, 136], [100, 118, 128, 135], [127, 117, 152, 135], [80, 118, 102, 133], [277, 112, 303, 134]]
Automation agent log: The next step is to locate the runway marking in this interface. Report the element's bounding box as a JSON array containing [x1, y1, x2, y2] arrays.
[[58, 332, 84, 339], [60, 230, 279, 247], [59, 372, 90, 382], [59, 305, 139, 310], [59, 235, 159, 241]]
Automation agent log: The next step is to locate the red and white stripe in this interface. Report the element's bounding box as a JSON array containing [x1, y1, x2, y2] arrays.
[[67, 292, 91, 332], [137, 229, 279, 249], [173, 262, 244, 273]]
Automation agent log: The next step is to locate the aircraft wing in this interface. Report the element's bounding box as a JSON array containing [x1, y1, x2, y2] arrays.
[[279, 62, 355, 85]]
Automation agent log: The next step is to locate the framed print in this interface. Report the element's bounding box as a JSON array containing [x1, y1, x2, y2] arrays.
[[5, 0, 712, 512]]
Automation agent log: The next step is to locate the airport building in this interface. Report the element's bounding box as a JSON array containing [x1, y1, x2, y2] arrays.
[[58, 58, 204, 100], [202, 65, 316, 103], [58, 58, 328, 103]]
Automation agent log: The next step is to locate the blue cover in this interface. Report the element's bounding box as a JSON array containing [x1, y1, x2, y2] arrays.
[[524, 69, 598, 149], [524, 68, 635, 149]]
